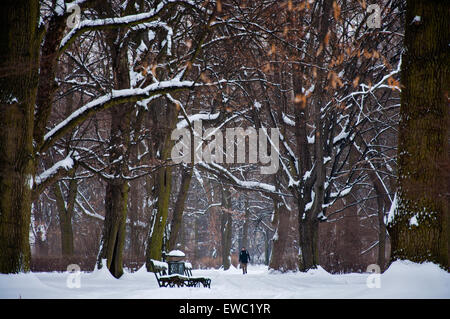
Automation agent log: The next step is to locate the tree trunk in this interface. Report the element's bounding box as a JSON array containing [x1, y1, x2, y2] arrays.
[[146, 153, 173, 261], [97, 103, 131, 278], [370, 171, 390, 272], [221, 187, 232, 270], [167, 165, 193, 251], [298, 217, 319, 272], [306, 1, 333, 269], [264, 231, 271, 266], [146, 102, 177, 263], [97, 35, 132, 278], [52, 175, 78, 257], [388, 0, 449, 271], [376, 192, 387, 272], [193, 216, 200, 263], [269, 200, 291, 271], [341, 202, 361, 272], [98, 182, 129, 278], [59, 213, 74, 257], [241, 197, 250, 249], [0, 0, 40, 273], [128, 180, 142, 260]]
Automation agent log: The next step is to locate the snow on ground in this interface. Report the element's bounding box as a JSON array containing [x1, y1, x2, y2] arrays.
[[0, 261, 448, 299]]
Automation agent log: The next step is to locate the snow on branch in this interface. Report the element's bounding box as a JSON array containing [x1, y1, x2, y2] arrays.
[[198, 162, 278, 195], [176, 112, 220, 129], [75, 198, 104, 221], [33, 153, 77, 198], [35, 153, 75, 186], [41, 79, 195, 152]]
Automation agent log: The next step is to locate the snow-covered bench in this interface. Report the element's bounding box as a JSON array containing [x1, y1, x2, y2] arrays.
[[148, 259, 210, 288]]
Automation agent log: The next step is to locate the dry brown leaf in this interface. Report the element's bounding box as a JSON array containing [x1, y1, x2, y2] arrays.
[[387, 76, 400, 89], [316, 44, 323, 57], [268, 43, 276, 55], [363, 49, 372, 59], [332, 1, 341, 21], [324, 30, 331, 46], [200, 72, 211, 83], [298, 1, 306, 11], [372, 50, 380, 59], [217, 0, 222, 12]]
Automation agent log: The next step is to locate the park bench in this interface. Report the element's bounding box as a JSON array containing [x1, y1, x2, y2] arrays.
[[148, 259, 211, 288]]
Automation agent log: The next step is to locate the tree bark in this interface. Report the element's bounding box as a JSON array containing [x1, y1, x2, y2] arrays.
[[98, 181, 129, 278], [0, 0, 40, 273], [33, 7, 67, 148], [298, 0, 333, 272], [146, 101, 177, 263], [269, 200, 291, 271], [145, 146, 173, 262], [97, 30, 133, 278], [264, 230, 271, 266], [241, 197, 250, 249], [298, 217, 319, 272], [167, 165, 193, 251], [369, 170, 390, 272], [128, 180, 142, 260], [52, 174, 78, 257], [388, 0, 449, 271], [221, 187, 232, 270], [193, 216, 200, 262]]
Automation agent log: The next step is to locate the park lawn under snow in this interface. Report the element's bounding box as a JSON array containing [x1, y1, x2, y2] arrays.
[[0, 260, 448, 299]]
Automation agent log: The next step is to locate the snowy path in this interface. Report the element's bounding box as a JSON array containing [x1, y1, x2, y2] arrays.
[[0, 261, 449, 299]]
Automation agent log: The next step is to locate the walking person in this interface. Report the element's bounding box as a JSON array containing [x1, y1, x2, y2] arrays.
[[239, 247, 251, 274]]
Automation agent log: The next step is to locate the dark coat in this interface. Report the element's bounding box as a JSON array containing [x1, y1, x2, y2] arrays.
[[239, 250, 250, 264]]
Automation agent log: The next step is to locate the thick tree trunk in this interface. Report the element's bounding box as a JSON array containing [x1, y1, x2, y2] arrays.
[[98, 182, 129, 278], [167, 165, 193, 251], [338, 146, 362, 272], [298, 217, 319, 272], [0, 0, 40, 273], [193, 216, 200, 262], [33, 7, 66, 148], [52, 175, 78, 257], [59, 213, 74, 257], [97, 102, 131, 278], [269, 201, 291, 271], [97, 35, 132, 278], [146, 157, 173, 261], [341, 203, 361, 272], [128, 180, 141, 260], [389, 0, 449, 271], [145, 100, 177, 264]]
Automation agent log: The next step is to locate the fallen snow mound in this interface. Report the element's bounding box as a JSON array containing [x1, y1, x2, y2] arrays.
[[373, 260, 450, 298], [0, 260, 448, 299]]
